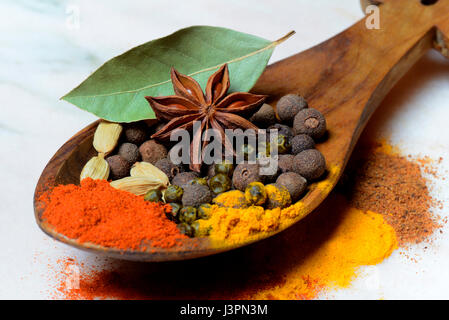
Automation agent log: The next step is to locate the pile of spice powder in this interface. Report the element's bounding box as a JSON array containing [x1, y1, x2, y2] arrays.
[[49, 139, 443, 300], [39, 178, 187, 250], [343, 139, 441, 246]]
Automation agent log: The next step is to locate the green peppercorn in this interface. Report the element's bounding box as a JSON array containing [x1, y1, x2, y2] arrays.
[[191, 221, 201, 237], [164, 185, 184, 203], [245, 182, 267, 206], [214, 160, 234, 177], [239, 144, 256, 161], [179, 206, 198, 224], [209, 173, 232, 194], [275, 134, 291, 154], [144, 189, 162, 202], [189, 177, 208, 186], [177, 223, 194, 237], [166, 203, 182, 222], [197, 203, 212, 220]]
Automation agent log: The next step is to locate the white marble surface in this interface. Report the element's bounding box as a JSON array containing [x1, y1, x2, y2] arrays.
[[1, 0, 449, 299]]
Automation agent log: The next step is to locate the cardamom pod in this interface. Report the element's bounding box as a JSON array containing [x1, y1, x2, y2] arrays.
[[80, 155, 110, 181], [110, 176, 165, 196], [93, 121, 123, 155], [130, 162, 169, 186]]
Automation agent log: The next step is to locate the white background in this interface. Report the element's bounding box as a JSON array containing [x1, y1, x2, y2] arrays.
[[0, 0, 448, 299]]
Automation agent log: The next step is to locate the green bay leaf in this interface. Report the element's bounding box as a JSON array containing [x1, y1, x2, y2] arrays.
[[62, 26, 293, 122]]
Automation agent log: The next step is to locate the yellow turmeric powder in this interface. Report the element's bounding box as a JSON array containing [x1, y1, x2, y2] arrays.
[[249, 195, 398, 299], [197, 187, 306, 245]]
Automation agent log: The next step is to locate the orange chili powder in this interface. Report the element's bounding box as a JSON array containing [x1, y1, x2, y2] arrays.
[[39, 178, 186, 250]]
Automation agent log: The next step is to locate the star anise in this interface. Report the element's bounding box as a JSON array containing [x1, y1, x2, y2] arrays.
[[145, 64, 266, 172]]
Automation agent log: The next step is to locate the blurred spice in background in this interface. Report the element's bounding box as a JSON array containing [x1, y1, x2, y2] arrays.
[[49, 138, 443, 300]]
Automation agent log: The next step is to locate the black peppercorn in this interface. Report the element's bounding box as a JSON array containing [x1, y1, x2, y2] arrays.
[[124, 122, 148, 145], [293, 108, 326, 139], [277, 94, 308, 124], [292, 149, 326, 180], [232, 163, 262, 191], [276, 172, 307, 202], [155, 157, 184, 180], [278, 154, 295, 173], [249, 103, 277, 127], [106, 155, 131, 180], [291, 134, 315, 155]]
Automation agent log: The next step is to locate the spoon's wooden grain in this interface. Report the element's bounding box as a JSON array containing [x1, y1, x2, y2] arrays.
[[34, 0, 449, 262]]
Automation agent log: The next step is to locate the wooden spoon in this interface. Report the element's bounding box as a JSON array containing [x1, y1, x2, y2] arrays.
[[34, 0, 449, 262]]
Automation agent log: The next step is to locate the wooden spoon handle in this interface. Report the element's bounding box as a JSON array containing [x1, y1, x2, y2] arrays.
[[253, 0, 449, 172]]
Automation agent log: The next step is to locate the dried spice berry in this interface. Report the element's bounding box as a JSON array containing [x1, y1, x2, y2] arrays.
[[209, 173, 232, 194], [124, 122, 148, 145], [189, 177, 208, 186], [293, 108, 326, 139], [179, 206, 198, 224], [292, 149, 326, 180], [118, 142, 140, 164], [164, 185, 184, 203], [274, 134, 291, 154], [182, 184, 212, 207], [106, 155, 131, 180], [291, 134, 315, 155], [245, 182, 267, 206], [267, 123, 294, 141], [155, 157, 183, 180], [143, 189, 163, 202], [277, 94, 308, 124], [139, 140, 168, 164], [197, 203, 212, 220], [232, 163, 262, 191], [177, 223, 194, 237], [166, 203, 182, 222], [214, 160, 234, 177], [278, 154, 295, 173], [172, 172, 199, 189], [276, 172, 307, 202], [265, 184, 292, 209], [249, 103, 276, 127]]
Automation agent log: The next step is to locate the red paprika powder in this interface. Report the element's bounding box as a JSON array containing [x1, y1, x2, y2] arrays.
[[39, 178, 186, 250]]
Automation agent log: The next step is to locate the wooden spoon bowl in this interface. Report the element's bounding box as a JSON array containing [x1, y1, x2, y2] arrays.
[[34, 0, 449, 262]]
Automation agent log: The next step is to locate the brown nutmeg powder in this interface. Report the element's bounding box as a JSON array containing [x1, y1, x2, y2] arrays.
[[343, 140, 441, 246]]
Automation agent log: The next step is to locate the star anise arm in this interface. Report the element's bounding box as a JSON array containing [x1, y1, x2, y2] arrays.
[[209, 116, 235, 159], [215, 92, 266, 115], [170, 67, 207, 106], [215, 112, 259, 131], [205, 64, 230, 104], [145, 96, 200, 122], [189, 118, 207, 172], [151, 113, 204, 140]]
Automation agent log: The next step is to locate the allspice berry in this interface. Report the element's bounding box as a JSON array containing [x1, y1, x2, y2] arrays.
[[155, 157, 184, 180], [276, 172, 307, 202], [293, 108, 326, 139], [124, 122, 148, 145], [106, 155, 131, 180], [249, 103, 276, 127], [232, 163, 262, 191], [277, 94, 308, 124], [291, 134, 315, 155], [172, 172, 199, 189], [182, 184, 212, 207], [292, 149, 326, 180], [118, 142, 140, 164], [139, 140, 168, 164], [278, 154, 295, 173]]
